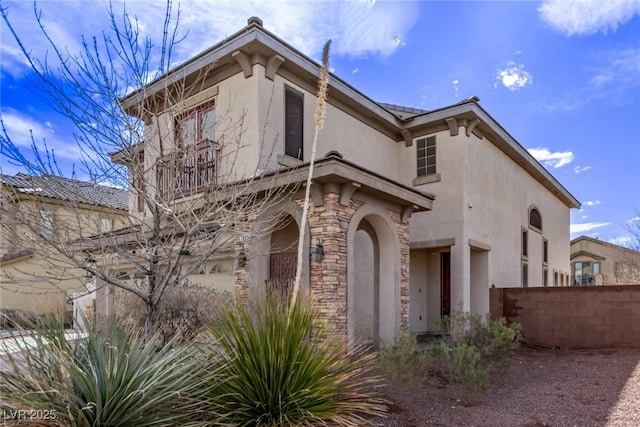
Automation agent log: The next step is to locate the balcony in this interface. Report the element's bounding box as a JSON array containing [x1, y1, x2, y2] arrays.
[[156, 140, 218, 199], [572, 275, 596, 286]]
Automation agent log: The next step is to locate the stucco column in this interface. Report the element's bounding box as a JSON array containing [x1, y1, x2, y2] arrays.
[[450, 238, 471, 312]]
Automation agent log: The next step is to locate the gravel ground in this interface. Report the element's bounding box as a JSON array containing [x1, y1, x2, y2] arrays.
[[380, 346, 640, 427]]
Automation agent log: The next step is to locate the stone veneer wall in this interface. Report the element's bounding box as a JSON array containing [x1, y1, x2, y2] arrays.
[[388, 209, 410, 329], [306, 193, 353, 341], [232, 190, 411, 346]]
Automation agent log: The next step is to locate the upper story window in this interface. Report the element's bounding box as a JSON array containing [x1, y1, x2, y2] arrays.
[[175, 100, 216, 147], [529, 206, 542, 231], [521, 228, 528, 259], [40, 209, 54, 240], [417, 136, 436, 177], [100, 218, 114, 233], [543, 239, 548, 264], [284, 86, 304, 160], [157, 101, 217, 199]]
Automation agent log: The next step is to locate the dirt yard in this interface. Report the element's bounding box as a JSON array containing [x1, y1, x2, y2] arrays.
[[381, 346, 640, 427]]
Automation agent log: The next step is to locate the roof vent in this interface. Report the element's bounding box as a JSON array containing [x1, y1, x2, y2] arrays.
[[247, 17, 263, 27]]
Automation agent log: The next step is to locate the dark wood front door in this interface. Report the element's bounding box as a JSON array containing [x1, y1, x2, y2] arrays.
[[269, 251, 297, 295], [440, 252, 451, 317]]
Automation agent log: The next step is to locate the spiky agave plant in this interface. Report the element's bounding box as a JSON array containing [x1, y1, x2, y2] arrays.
[[0, 316, 217, 426], [203, 291, 387, 426]]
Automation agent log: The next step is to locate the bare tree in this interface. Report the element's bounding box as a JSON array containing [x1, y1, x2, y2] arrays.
[[0, 2, 295, 331]]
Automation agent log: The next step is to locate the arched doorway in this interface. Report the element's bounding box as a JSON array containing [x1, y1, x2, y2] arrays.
[[269, 215, 298, 296], [352, 220, 379, 344], [348, 208, 401, 347]]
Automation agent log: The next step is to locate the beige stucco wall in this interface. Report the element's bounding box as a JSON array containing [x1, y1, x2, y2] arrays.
[[254, 70, 400, 177], [1, 197, 126, 319], [406, 128, 573, 323]]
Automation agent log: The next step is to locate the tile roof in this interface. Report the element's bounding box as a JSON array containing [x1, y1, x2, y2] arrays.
[[377, 102, 429, 119], [1, 173, 128, 211]]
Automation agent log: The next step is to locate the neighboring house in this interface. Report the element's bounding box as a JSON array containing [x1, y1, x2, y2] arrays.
[[0, 173, 127, 324], [570, 236, 640, 286], [104, 18, 579, 345]]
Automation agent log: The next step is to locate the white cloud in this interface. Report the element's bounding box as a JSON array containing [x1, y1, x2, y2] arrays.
[[0, 0, 420, 80], [581, 215, 588, 219], [574, 165, 592, 174], [528, 147, 574, 168], [0, 109, 80, 161], [608, 236, 633, 247], [570, 222, 611, 234], [627, 216, 640, 223], [539, 0, 640, 36], [452, 79, 460, 98], [352, 68, 359, 75], [496, 61, 533, 91], [583, 200, 601, 207], [538, 48, 640, 113]]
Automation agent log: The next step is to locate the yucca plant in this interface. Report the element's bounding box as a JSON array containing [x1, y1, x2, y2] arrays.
[[203, 291, 387, 426], [0, 316, 217, 426]]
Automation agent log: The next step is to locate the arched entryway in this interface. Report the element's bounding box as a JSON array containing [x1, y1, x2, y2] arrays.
[[248, 200, 310, 295], [269, 215, 298, 295], [347, 207, 401, 347]]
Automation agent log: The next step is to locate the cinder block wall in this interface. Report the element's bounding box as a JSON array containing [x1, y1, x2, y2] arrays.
[[490, 285, 640, 348]]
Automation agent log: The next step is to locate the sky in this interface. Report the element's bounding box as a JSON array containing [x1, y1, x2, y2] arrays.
[[1, 0, 639, 246]]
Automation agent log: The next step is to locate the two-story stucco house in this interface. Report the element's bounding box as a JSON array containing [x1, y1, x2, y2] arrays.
[[106, 18, 579, 345], [570, 236, 640, 286], [0, 173, 127, 325]]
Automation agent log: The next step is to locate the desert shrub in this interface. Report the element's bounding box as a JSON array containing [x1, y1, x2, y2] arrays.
[[0, 316, 213, 426], [427, 311, 521, 390], [436, 310, 521, 364], [203, 291, 387, 426], [378, 328, 427, 383], [427, 341, 489, 391], [116, 280, 232, 346]]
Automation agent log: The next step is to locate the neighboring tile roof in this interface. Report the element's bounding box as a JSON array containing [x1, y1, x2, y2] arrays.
[[0, 173, 128, 211]]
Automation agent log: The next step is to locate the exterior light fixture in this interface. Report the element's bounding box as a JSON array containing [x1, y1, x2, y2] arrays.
[[311, 239, 324, 262], [236, 250, 247, 267]]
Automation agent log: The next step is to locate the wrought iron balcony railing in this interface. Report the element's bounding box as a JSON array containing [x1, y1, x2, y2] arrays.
[[156, 140, 218, 199]]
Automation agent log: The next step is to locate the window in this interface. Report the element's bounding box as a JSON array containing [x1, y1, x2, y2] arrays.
[[284, 86, 304, 160], [522, 229, 528, 258], [529, 207, 542, 231], [161, 101, 217, 196], [136, 152, 145, 213], [40, 209, 54, 240], [543, 268, 548, 287], [543, 239, 548, 264], [175, 101, 216, 147], [572, 261, 599, 286], [554, 271, 559, 286], [522, 262, 528, 287], [100, 218, 113, 233], [417, 136, 436, 177]]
